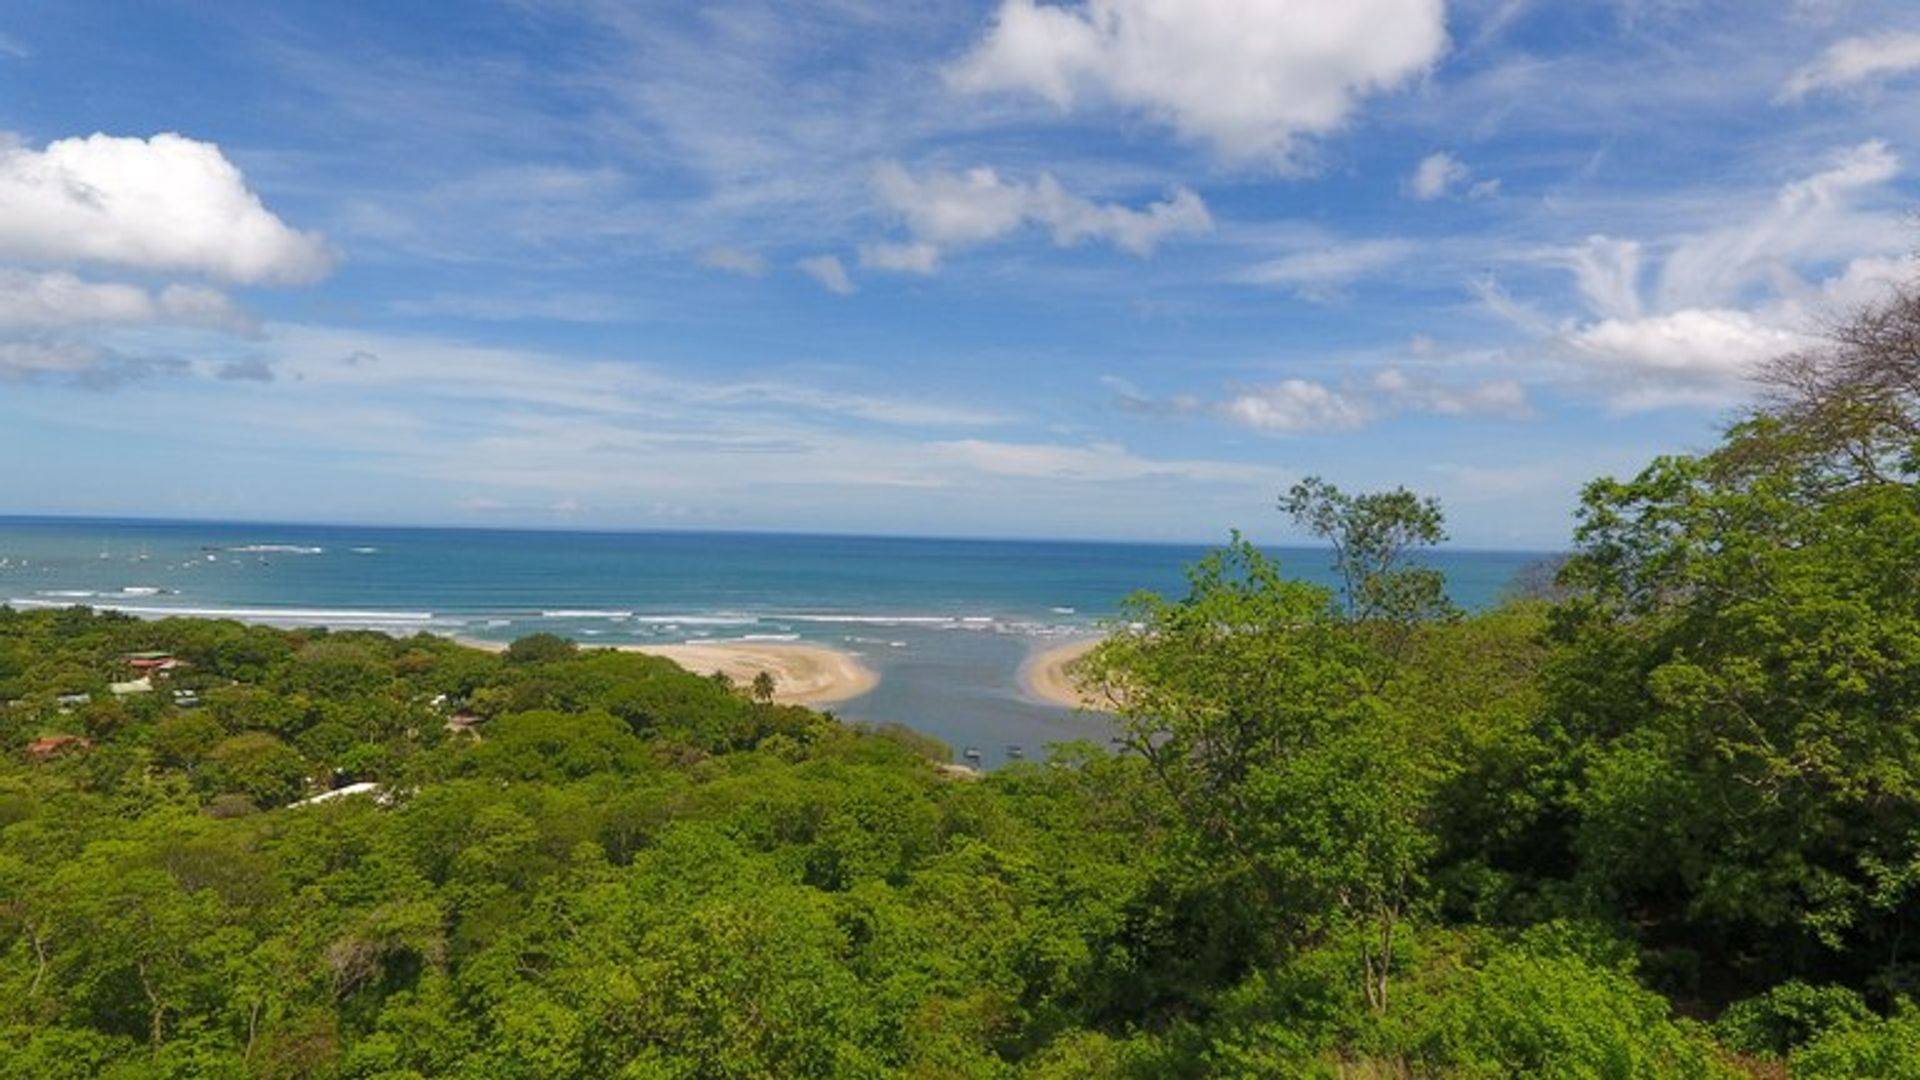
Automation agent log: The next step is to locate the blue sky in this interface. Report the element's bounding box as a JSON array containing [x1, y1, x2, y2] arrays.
[[1, 0, 1917, 547]]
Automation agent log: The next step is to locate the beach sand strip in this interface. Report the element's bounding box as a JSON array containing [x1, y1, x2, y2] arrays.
[[1020, 637, 1113, 712], [451, 636, 879, 706]]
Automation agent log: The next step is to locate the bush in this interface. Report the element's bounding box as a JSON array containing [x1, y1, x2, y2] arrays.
[[1715, 980, 1872, 1059]]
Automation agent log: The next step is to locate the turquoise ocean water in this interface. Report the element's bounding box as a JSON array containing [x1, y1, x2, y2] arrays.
[[0, 517, 1548, 765]]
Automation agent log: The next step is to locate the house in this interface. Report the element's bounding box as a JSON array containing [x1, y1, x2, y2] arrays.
[[119, 652, 183, 677], [25, 734, 92, 761]]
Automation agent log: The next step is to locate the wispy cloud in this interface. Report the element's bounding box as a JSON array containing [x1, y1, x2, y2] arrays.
[[1241, 239, 1415, 301], [797, 254, 856, 295], [1780, 31, 1920, 101]]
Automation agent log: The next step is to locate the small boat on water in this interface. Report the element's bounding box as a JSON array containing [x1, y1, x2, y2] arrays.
[[1006, 744, 1024, 760], [962, 746, 983, 763]]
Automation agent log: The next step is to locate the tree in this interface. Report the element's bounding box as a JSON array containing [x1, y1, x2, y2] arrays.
[[1281, 476, 1457, 685], [750, 670, 777, 707], [1550, 279, 1920, 992], [204, 733, 311, 807], [505, 634, 577, 665], [1084, 536, 1434, 1009], [1280, 476, 1454, 626]]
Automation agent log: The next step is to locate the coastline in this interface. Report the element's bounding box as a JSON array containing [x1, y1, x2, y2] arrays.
[[454, 636, 878, 706], [1020, 636, 1112, 712]]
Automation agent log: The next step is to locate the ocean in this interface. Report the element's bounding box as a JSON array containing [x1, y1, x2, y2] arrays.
[[0, 517, 1550, 765]]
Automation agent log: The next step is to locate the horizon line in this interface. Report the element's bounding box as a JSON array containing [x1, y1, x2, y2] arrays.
[[0, 512, 1565, 558]]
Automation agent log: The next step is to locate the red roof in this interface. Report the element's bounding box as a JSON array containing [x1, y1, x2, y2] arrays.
[[25, 735, 92, 760]]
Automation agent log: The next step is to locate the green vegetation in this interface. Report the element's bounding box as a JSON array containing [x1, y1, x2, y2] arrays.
[[3, 286, 1919, 1076]]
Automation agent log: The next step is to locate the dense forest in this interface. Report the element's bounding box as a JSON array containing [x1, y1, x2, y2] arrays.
[[3, 287, 1919, 1078]]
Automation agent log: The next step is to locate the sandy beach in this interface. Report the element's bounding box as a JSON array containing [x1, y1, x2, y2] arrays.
[[1020, 637, 1114, 712], [622, 642, 878, 706], [452, 636, 879, 706]]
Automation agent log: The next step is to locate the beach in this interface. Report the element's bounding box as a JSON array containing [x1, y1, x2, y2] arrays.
[[621, 642, 879, 706], [1020, 636, 1112, 712], [456, 635, 878, 706]]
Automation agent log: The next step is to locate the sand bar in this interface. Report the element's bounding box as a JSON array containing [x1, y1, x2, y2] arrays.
[[451, 636, 879, 706], [622, 642, 878, 706], [1020, 636, 1113, 712]]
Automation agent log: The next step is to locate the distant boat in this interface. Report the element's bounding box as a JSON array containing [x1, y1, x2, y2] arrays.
[[962, 746, 982, 763], [1006, 744, 1024, 760], [97, 540, 110, 560]]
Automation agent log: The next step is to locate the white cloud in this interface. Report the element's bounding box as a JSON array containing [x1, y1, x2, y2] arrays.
[[1369, 368, 1531, 417], [1556, 236, 1644, 320], [796, 254, 856, 295], [873, 163, 1209, 259], [1564, 308, 1814, 407], [858, 241, 941, 275], [1658, 140, 1900, 310], [0, 270, 246, 329], [1222, 379, 1369, 432], [0, 32, 26, 59], [1216, 368, 1531, 433], [0, 132, 332, 283], [1410, 152, 1469, 199], [1521, 142, 1912, 409], [1409, 151, 1500, 201], [1471, 275, 1558, 337], [698, 246, 767, 277], [949, 0, 1449, 168], [1780, 31, 1920, 101], [1241, 239, 1413, 300]]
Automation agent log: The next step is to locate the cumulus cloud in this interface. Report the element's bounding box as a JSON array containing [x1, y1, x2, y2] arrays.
[[1779, 31, 1920, 101], [1502, 141, 1914, 409], [1241, 239, 1413, 301], [949, 0, 1447, 168], [0, 270, 247, 330], [872, 163, 1209, 263], [0, 132, 332, 283], [1563, 309, 1814, 407], [796, 254, 856, 295], [697, 246, 767, 277]]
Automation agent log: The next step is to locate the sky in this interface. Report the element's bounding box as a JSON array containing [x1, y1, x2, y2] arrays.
[[0, 0, 1917, 548]]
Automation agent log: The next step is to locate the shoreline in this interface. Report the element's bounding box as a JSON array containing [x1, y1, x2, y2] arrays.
[[453, 636, 878, 707], [1020, 636, 1112, 712]]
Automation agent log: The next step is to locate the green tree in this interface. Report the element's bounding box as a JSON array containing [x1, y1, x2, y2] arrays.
[[1550, 282, 1920, 992], [204, 733, 311, 807], [1085, 537, 1433, 1010]]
